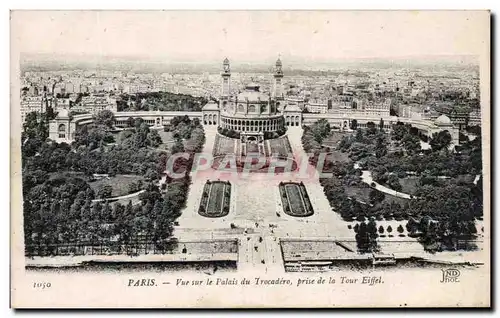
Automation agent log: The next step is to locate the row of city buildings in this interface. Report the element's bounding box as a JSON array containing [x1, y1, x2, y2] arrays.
[[46, 58, 462, 148], [21, 58, 481, 128]]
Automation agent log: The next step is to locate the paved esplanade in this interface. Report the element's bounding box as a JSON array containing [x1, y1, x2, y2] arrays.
[[175, 125, 353, 272]]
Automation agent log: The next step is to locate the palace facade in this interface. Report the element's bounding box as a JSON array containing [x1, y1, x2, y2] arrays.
[[202, 58, 302, 142]]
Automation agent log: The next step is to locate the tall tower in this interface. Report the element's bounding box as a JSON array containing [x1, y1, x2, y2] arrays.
[[272, 57, 284, 100], [221, 57, 231, 99]]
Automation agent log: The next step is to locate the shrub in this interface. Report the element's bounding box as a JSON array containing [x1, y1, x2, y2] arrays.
[[378, 225, 385, 234], [353, 223, 360, 233], [397, 224, 404, 233]]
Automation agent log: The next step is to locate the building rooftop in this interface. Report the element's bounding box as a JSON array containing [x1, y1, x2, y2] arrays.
[[435, 114, 452, 126], [285, 103, 302, 112], [202, 101, 219, 111], [56, 108, 70, 118], [237, 84, 269, 102]]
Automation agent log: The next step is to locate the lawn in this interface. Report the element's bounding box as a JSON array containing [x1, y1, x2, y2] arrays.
[[214, 134, 236, 156], [456, 174, 477, 184], [398, 177, 419, 195], [280, 183, 314, 217], [322, 132, 351, 147], [157, 130, 174, 150], [48, 171, 86, 181], [397, 174, 477, 196], [199, 181, 231, 218], [285, 184, 306, 216], [344, 185, 408, 206], [324, 151, 350, 164], [88, 174, 144, 197], [268, 136, 292, 157], [206, 182, 225, 215]]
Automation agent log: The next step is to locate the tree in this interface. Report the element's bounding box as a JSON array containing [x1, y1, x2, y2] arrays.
[[23, 112, 48, 141], [369, 189, 385, 204], [192, 118, 201, 127], [355, 220, 378, 253], [350, 119, 358, 130], [97, 184, 113, 199], [152, 200, 163, 219], [102, 201, 112, 221], [112, 202, 125, 221], [406, 218, 419, 235], [430, 131, 452, 152], [134, 118, 145, 130], [366, 121, 377, 134], [147, 129, 162, 148], [402, 133, 421, 155], [311, 119, 331, 143], [392, 122, 407, 141], [375, 136, 388, 158], [126, 117, 135, 128], [355, 222, 368, 252], [386, 174, 402, 192], [128, 182, 139, 194], [397, 224, 404, 234], [171, 139, 185, 154], [387, 225, 393, 235], [379, 118, 385, 131], [354, 129, 364, 142], [95, 110, 115, 128], [353, 223, 360, 233], [378, 225, 385, 234], [46, 105, 57, 121], [367, 218, 378, 239]]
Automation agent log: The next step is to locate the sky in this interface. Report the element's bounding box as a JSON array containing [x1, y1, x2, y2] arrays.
[[11, 11, 489, 63]]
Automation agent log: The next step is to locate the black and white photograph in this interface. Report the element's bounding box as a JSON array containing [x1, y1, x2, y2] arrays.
[[10, 10, 490, 308]]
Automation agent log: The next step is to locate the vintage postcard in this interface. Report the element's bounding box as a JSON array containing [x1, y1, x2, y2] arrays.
[[10, 10, 490, 308]]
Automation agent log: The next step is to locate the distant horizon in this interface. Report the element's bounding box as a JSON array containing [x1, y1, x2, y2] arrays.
[[21, 51, 479, 64], [20, 52, 479, 74]]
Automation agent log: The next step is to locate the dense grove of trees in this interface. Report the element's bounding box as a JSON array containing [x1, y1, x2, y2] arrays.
[[24, 117, 164, 179], [22, 105, 57, 142], [22, 111, 205, 256], [303, 119, 483, 252], [116, 92, 207, 112], [339, 122, 482, 180], [217, 127, 241, 139], [263, 127, 287, 140], [302, 118, 331, 154]]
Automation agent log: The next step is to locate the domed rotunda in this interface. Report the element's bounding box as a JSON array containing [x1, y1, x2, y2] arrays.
[[202, 58, 302, 143]]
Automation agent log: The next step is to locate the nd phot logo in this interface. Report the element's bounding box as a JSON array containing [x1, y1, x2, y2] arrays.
[[440, 268, 461, 283]]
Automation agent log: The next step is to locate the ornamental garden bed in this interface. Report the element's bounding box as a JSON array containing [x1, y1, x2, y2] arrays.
[[198, 180, 231, 218], [268, 136, 293, 158], [279, 182, 314, 217]]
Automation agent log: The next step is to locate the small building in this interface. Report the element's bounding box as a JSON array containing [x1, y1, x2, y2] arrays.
[[48, 108, 75, 143]]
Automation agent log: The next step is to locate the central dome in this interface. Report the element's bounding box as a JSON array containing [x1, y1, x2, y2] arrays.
[[435, 114, 452, 125], [237, 83, 269, 103]]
